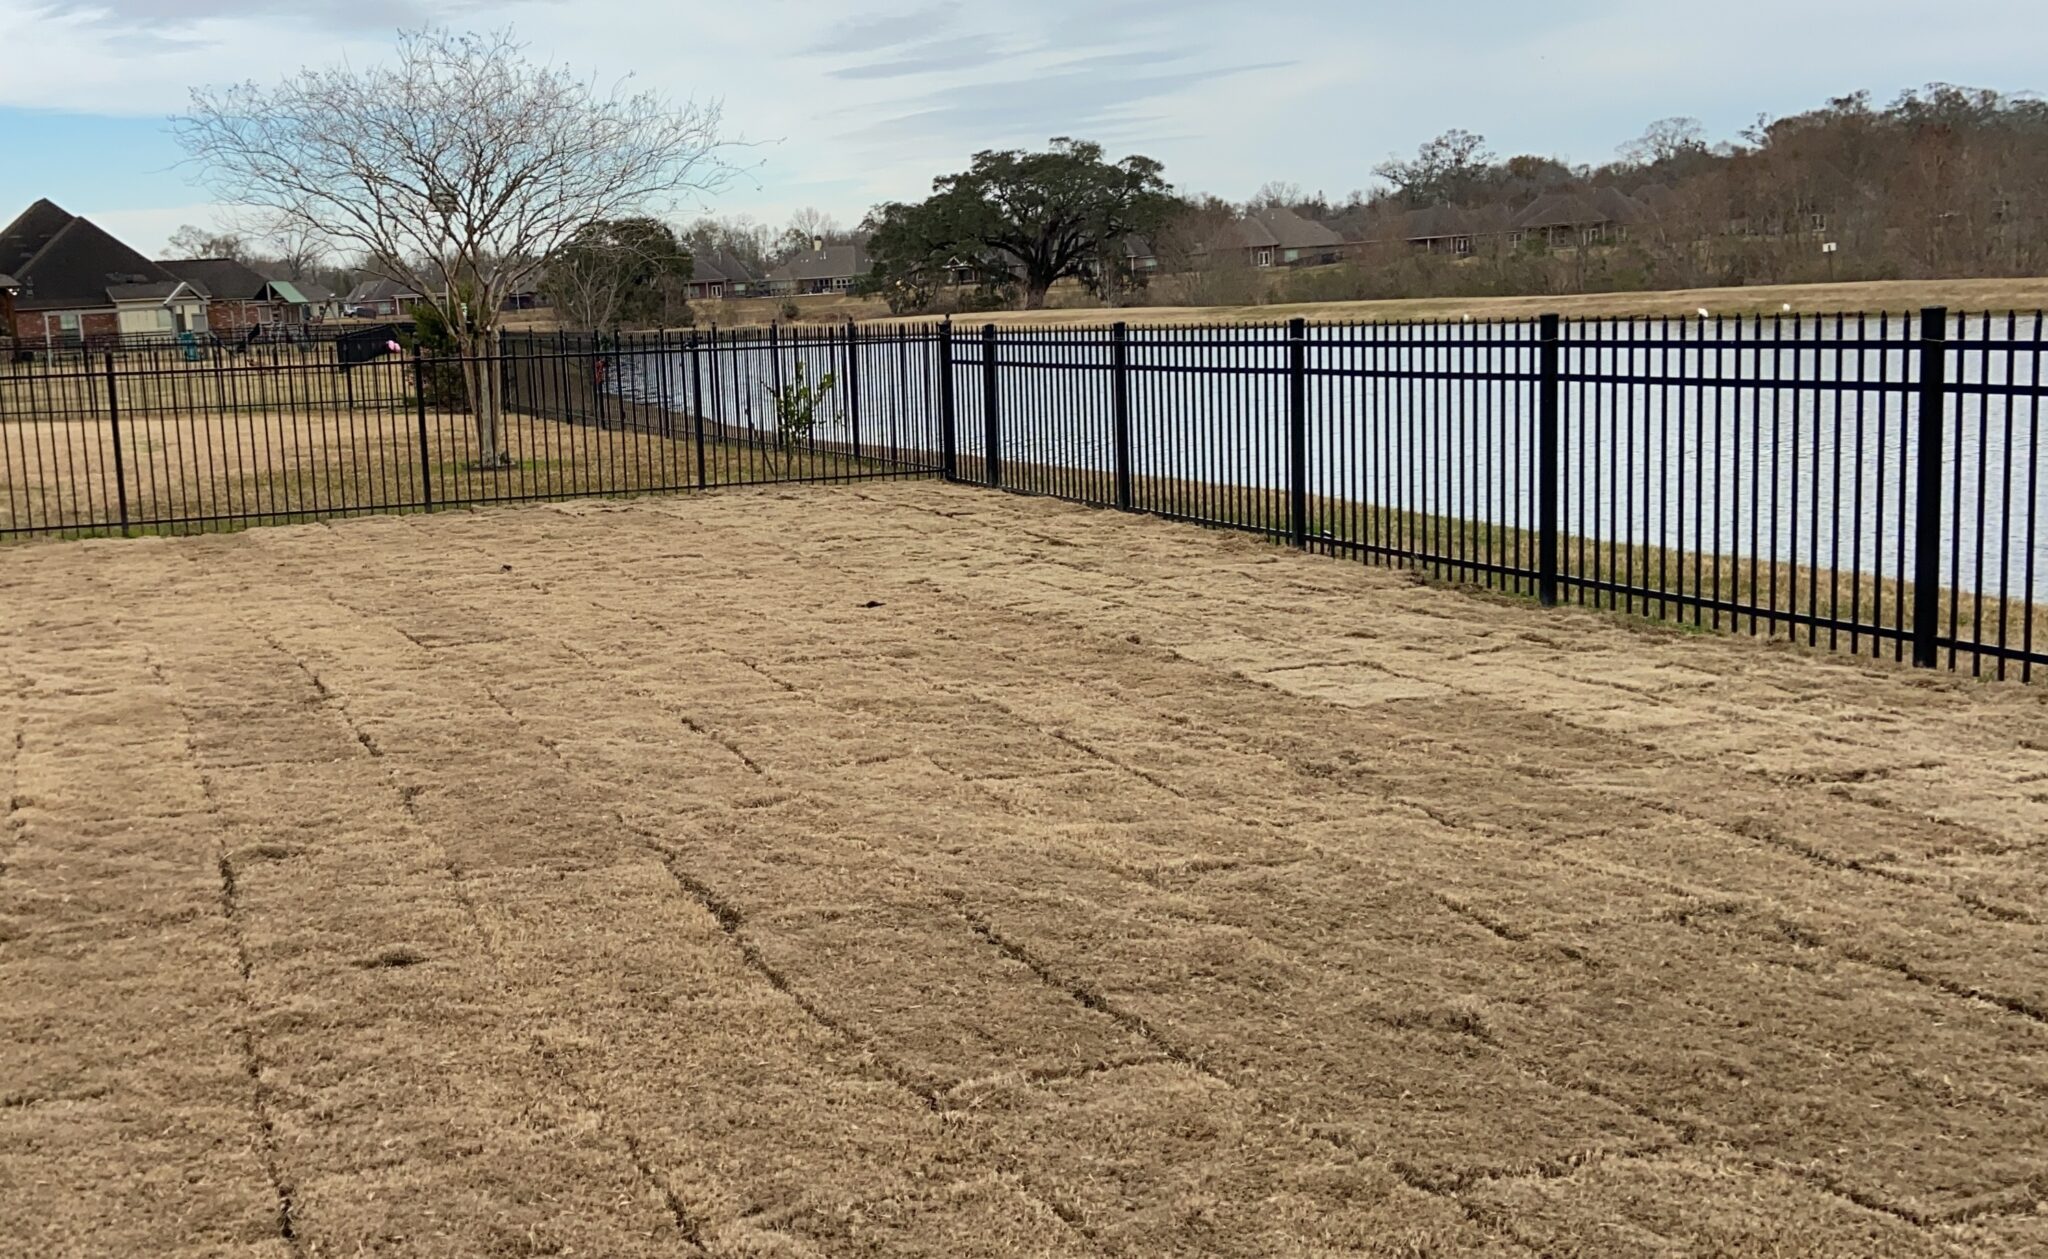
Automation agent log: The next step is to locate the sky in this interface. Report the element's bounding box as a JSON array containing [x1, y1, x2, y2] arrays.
[[1, 0, 2042, 255]]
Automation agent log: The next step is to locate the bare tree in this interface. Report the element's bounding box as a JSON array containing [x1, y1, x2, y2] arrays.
[[174, 27, 735, 466], [1249, 180, 1303, 209], [164, 223, 249, 261], [1618, 117, 1708, 168]]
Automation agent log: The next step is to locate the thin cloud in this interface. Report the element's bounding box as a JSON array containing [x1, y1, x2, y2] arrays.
[[827, 35, 1007, 81], [802, 3, 962, 56]]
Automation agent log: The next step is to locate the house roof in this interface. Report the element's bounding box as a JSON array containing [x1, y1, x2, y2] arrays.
[[0, 272, 17, 291], [159, 257, 271, 302], [768, 243, 871, 283], [0, 201, 186, 311], [346, 277, 424, 304], [1512, 188, 1647, 231], [1237, 207, 1343, 252], [690, 251, 762, 286], [265, 279, 335, 305], [0, 199, 75, 279], [106, 280, 205, 302]]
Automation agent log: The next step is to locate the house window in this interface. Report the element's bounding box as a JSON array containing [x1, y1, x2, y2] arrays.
[[1507, 232, 1523, 249], [1282, 248, 1300, 264], [1453, 236, 1473, 256], [58, 312, 80, 331], [1254, 248, 1274, 268], [1810, 213, 1827, 231]]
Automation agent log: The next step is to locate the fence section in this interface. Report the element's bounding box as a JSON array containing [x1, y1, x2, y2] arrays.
[[0, 326, 944, 539], [946, 311, 2045, 681], [4, 308, 2042, 681]]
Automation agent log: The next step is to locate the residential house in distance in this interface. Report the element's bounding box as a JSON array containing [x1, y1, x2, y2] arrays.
[[159, 259, 345, 332], [158, 257, 282, 333], [1, 199, 208, 347], [1236, 206, 1348, 269], [344, 277, 424, 318], [686, 251, 763, 300], [766, 240, 872, 296], [1509, 187, 1649, 248]]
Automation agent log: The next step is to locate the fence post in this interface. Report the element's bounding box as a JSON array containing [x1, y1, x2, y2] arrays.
[[938, 321, 959, 481], [104, 353, 130, 537], [1538, 313, 1562, 607], [1287, 317, 1308, 548], [981, 324, 1002, 488], [1912, 306, 1949, 670], [1111, 321, 1133, 511], [413, 348, 433, 510], [844, 318, 864, 463], [689, 332, 709, 488]]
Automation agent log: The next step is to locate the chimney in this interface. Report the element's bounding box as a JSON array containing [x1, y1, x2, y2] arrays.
[[812, 235, 824, 254]]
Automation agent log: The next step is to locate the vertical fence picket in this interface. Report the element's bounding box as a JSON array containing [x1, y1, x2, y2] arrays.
[[1913, 306, 1949, 670], [105, 353, 130, 537], [981, 324, 1001, 489], [1537, 313, 1562, 607]]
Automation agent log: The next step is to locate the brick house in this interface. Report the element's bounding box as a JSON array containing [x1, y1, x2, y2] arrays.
[[686, 251, 763, 300], [158, 257, 280, 333], [2, 199, 208, 348]]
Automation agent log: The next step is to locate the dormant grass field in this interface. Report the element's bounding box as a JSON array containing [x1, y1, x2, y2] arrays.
[[4, 482, 2046, 1257]]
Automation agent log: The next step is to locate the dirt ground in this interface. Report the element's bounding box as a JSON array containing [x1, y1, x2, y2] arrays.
[[3, 482, 2046, 1258]]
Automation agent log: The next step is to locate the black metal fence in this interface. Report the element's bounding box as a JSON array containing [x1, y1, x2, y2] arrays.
[[0, 326, 944, 540], [937, 309, 2044, 682], [4, 322, 410, 364], [3, 308, 2042, 681]]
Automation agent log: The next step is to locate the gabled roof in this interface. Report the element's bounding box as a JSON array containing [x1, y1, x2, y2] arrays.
[[768, 243, 871, 283], [1237, 207, 1344, 252], [107, 280, 206, 302], [346, 277, 424, 304], [690, 250, 762, 286], [159, 257, 271, 302], [0, 201, 186, 310], [0, 199, 75, 279], [1512, 188, 1647, 231]]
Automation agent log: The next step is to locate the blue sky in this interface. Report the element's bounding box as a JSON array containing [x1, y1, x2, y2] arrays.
[[2, 0, 2042, 254]]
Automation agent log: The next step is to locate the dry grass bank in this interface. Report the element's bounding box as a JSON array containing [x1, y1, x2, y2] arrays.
[[876, 276, 2048, 330]]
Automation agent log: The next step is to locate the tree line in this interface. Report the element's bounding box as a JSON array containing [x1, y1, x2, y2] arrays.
[[857, 83, 2048, 311]]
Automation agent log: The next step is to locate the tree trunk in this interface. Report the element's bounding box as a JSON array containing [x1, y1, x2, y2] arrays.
[[1022, 280, 1050, 310], [459, 329, 510, 468]]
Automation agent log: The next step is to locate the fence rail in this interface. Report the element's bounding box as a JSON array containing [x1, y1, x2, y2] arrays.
[[3, 309, 2043, 682]]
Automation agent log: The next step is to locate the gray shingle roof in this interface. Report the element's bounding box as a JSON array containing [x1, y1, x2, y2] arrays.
[[1238, 207, 1343, 252], [106, 280, 203, 302], [691, 251, 762, 286], [768, 243, 871, 284], [159, 257, 272, 301], [346, 277, 424, 305], [0, 203, 186, 310], [0, 272, 18, 291]]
